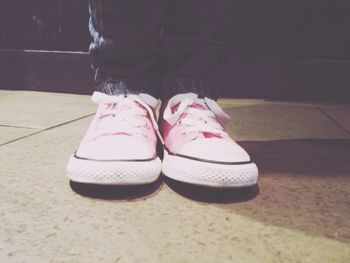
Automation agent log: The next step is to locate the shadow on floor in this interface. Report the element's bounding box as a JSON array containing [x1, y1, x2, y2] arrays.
[[70, 176, 163, 200], [240, 139, 350, 161], [70, 174, 259, 203], [217, 139, 350, 243], [165, 176, 259, 203]]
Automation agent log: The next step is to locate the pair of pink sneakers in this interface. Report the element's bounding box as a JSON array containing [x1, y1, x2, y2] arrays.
[[66, 92, 258, 187]]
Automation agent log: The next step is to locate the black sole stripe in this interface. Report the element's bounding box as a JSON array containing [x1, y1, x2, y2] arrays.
[[73, 153, 157, 162], [164, 146, 253, 165]]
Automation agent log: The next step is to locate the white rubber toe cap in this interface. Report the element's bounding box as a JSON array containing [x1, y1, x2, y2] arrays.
[[178, 138, 251, 163], [76, 136, 155, 160]]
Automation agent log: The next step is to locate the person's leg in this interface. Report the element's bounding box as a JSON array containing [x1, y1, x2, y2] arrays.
[[161, 0, 234, 100], [88, 0, 163, 97]]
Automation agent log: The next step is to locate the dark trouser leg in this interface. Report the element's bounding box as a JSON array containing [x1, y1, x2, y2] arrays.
[[88, 0, 163, 97], [161, 0, 234, 100]]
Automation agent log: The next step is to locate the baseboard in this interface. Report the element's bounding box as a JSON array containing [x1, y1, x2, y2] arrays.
[[1, 49, 349, 103]]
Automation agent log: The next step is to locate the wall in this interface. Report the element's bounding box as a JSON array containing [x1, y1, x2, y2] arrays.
[[0, 0, 349, 59]]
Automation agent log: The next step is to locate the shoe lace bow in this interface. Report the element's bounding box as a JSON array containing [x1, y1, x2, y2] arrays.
[[163, 93, 231, 137]]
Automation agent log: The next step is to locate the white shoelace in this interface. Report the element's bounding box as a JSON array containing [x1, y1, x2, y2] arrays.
[[163, 93, 231, 137], [91, 92, 162, 141]]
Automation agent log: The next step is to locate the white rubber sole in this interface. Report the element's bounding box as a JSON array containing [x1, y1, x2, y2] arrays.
[[162, 150, 258, 187], [66, 155, 161, 185]]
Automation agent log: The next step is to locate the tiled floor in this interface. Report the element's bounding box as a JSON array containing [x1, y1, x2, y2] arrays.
[[1, 90, 350, 263]]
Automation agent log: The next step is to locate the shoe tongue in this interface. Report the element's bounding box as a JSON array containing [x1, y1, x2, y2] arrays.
[[191, 103, 207, 110], [172, 98, 207, 112], [187, 99, 210, 119], [104, 98, 136, 112], [193, 97, 206, 107]]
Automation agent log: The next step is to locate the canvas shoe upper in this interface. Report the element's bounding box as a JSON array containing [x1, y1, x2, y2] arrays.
[[161, 93, 258, 187], [66, 91, 162, 184], [162, 93, 251, 162], [76, 91, 162, 160]]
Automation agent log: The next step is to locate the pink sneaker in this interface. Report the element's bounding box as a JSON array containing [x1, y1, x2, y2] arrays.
[[161, 93, 258, 187], [66, 91, 162, 185]]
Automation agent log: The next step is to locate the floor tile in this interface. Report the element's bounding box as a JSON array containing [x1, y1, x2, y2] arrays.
[[218, 100, 349, 141], [0, 90, 95, 129], [218, 100, 350, 159]]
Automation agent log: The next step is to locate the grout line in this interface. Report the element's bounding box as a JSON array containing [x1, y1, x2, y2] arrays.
[[0, 113, 94, 147], [0, 130, 47, 147], [314, 104, 350, 137], [0, 124, 38, 129]]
